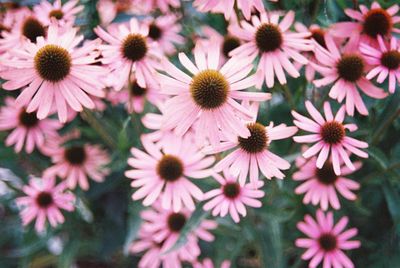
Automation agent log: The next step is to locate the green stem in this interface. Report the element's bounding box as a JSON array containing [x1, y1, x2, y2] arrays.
[[371, 107, 400, 145], [281, 84, 295, 109]]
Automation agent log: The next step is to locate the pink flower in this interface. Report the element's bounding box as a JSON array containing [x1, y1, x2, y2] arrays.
[[132, 0, 180, 13], [230, 11, 312, 88], [159, 43, 270, 147], [292, 101, 368, 176], [125, 134, 215, 212], [0, 97, 61, 153], [15, 176, 75, 232], [296, 210, 360, 268], [0, 24, 106, 123], [193, 0, 266, 20], [94, 18, 161, 91], [293, 154, 361, 210], [311, 34, 387, 116], [360, 36, 400, 94], [34, 0, 83, 27], [203, 170, 265, 222], [193, 258, 231, 268]]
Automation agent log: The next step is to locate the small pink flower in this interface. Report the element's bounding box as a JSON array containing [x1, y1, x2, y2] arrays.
[[34, 0, 83, 27], [203, 170, 264, 222], [292, 101, 368, 175], [16, 176, 75, 232], [311, 34, 387, 116], [296, 210, 360, 268], [125, 134, 215, 212], [94, 18, 161, 91], [360, 36, 400, 94], [230, 11, 312, 88], [193, 258, 231, 268], [0, 97, 61, 153], [293, 154, 361, 210], [194, 0, 266, 20], [0, 24, 106, 123]]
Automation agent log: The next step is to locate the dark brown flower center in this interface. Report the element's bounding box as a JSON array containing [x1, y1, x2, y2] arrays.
[[315, 162, 338, 185], [222, 35, 241, 58], [363, 8, 392, 38], [64, 146, 86, 165], [36, 191, 53, 208], [34, 44, 71, 82], [19, 110, 39, 128], [190, 70, 229, 110], [336, 54, 365, 82], [381, 50, 400, 70], [320, 121, 345, 144], [22, 17, 46, 43], [167, 212, 186, 232], [238, 123, 268, 154], [121, 34, 148, 62], [148, 23, 162, 40], [318, 233, 337, 252], [130, 81, 147, 97], [49, 9, 64, 20], [0, 24, 10, 35], [157, 155, 184, 182], [310, 29, 326, 48], [255, 23, 283, 53], [222, 182, 241, 199]]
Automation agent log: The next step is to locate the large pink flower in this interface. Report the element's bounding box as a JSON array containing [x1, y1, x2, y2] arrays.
[[296, 210, 360, 268], [230, 11, 312, 88], [159, 43, 270, 147], [194, 0, 267, 20], [311, 34, 387, 116], [34, 0, 83, 27], [15, 176, 75, 232], [292, 101, 368, 175], [0, 24, 106, 122]]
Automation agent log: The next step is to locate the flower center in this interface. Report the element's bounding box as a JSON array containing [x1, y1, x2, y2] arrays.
[[148, 23, 162, 40], [34, 44, 72, 82], [64, 146, 86, 165], [222, 182, 241, 199], [36, 191, 53, 208], [318, 233, 337, 252], [130, 81, 147, 97], [315, 162, 338, 185], [49, 9, 64, 20], [381, 50, 400, 70], [157, 155, 184, 182], [21, 17, 46, 43], [310, 29, 326, 48], [222, 35, 241, 58], [0, 24, 10, 35], [363, 8, 392, 38], [255, 23, 283, 53], [336, 54, 365, 82], [19, 110, 39, 128], [320, 121, 345, 145], [167, 212, 186, 232], [121, 34, 148, 62], [190, 70, 229, 110], [238, 123, 268, 154]]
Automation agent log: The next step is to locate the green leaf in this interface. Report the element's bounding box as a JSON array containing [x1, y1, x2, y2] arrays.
[[366, 147, 389, 170], [382, 176, 400, 235], [123, 203, 143, 255]]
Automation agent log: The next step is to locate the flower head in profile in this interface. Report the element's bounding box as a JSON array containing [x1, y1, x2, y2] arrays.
[[230, 11, 313, 88], [0, 24, 106, 123], [296, 210, 360, 268], [16, 176, 75, 232], [125, 134, 215, 212], [312, 34, 387, 116], [360, 36, 400, 94], [34, 0, 83, 27], [293, 154, 361, 210], [203, 170, 264, 222], [292, 101, 368, 175], [194, 0, 266, 20], [95, 18, 161, 91], [159, 43, 270, 147], [0, 97, 61, 153]]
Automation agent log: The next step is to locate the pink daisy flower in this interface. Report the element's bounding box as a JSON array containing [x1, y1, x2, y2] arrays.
[[311, 34, 387, 116], [159, 43, 270, 147], [229, 11, 313, 88], [94, 18, 161, 91], [193, 0, 266, 20], [296, 210, 361, 268], [0, 97, 61, 153], [125, 134, 215, 211], [293, 154, 361, 210], [15, 176, 75, 232], [132, 0, 180, 13], [203, 170, 265, 222], [193, 258, 231, 268], [360, 36, 400, 94], [33, 0, 83, 27], [0, 24, 106, 123], [292, 101, 368, 176]]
